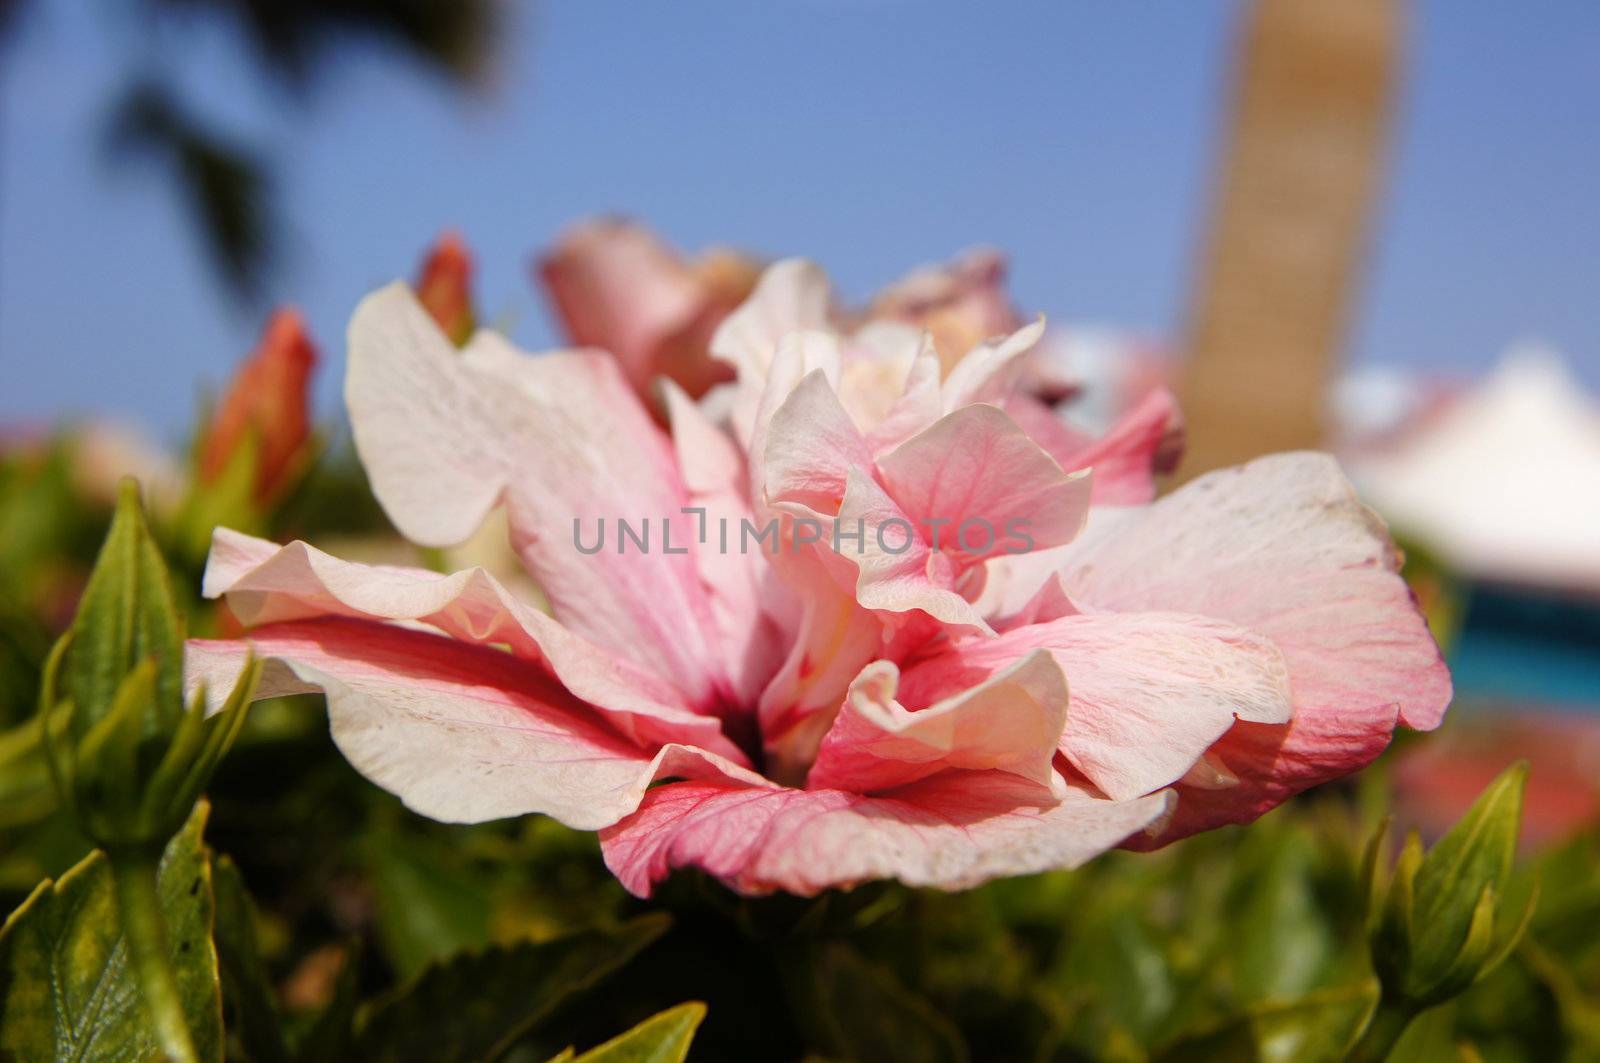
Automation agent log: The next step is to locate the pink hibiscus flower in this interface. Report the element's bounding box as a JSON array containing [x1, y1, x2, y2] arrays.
[[185, 261, 1448, 897]]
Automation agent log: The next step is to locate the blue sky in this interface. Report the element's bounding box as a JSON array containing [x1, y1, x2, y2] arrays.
[[3, 1, 1597, 436]]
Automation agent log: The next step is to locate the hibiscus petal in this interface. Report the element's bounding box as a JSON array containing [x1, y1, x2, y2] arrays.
[[660, 381, 792, 707], [905, 613, 1293, 801], [834, 468, 992, 631], [1007, 388, 1183, 505], [939, 317, 1046, 411], [600, 771, 1174, 897], [756, 539, 889, 784], [761, 367, 872, 513], [807, 650, 1067, 795], [990, 572, 1080, 631], [1059, 452, 1451, 833], [1124, 709, 1401, 849], [709, 258, 833, 387], [185, 619, 756, 828], [348, 283, 727, 705], [863, 333, 943, 454], [876, 403, 1092, 565], [202, 528, 747, 764], [537, 218, 704, 393]]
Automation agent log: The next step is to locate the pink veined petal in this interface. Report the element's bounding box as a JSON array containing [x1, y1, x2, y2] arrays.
[[760, 367, 872, 514], [347, 283, 727, 706], [875, 403, 1093, 566], [835, 468, 993, 632], [1059, 452, 1451, 836], [863, 334, 944, 455], [740, 328, 850, 491], [938, 317, 1047, 412], [834, 324, 922, 432], [1123, 709, 1402, 851], [201, 529, 748, 765], [756, 534, 890, 785], [184, 619, 759, 829], [660, 381, 794, 708], [600, 771, 1175, 898], [807, 650, 1068, 796], [989, 572, 1081, 632], [709, 258, 833, 388], [905, 612, 1294, 801], [1006, 387, 1183, 505], [537, 218, 704, 394]]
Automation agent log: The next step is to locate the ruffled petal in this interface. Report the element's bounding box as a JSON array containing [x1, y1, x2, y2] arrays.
[[834, 468, 991, 631], [1060, 452, 1451, 835], [347, 283, 727, 705], [875, 403, 1092, 565], [600, 771, 1174, 897], [761, 367, 872, 514], [807, 650, 1067, 795], [938, 318, 1047, 412], [537, 218, 705, 393], [904, 613, 1293, 801], [660, 381, 793, 707], [1007, 387, 1183, 505], [709, 258, 833, 389], [202, 528, 746, 763], [185, 619, 756, 829]]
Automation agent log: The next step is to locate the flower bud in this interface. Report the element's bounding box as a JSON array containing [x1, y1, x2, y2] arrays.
[[198, 308, 318, 505], [1365, 761, 1537, 1009], [415, 230, 476, 346], [39, 479, 258, 851]]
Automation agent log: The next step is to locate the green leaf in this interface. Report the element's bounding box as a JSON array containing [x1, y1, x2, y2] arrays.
[[0, 801, 223, 1061], [811, 942, 968, 1063], [363, 830, 493, 979], [55, 478, 185, 737], [0, 714, 61, 830], [1229, 825, 1338, 1002], [1054, 906, 1177, 1049], [212, 855, 291, 1063], [569, 1002, 705, 1063], [1383, 998, 1461, 1062], [1412, 761, 1527, 981], [352, 914, 670, 1063], [1371, 762, 1533, 1008], [1153, 980, 1379, 1063]]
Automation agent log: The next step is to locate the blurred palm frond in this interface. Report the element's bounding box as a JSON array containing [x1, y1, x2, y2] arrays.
[[154, 0, 497, 88], [104, 81, 276, 302]]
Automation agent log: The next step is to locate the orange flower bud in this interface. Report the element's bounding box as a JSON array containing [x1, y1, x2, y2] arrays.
[[415, 230, 476, 346], [199, 309, 316, 502]]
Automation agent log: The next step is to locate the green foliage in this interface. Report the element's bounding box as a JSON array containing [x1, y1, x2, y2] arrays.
[[3, 464, 1600, 1062], [55, 479, 185, 734], [807, 942, 967, 1063], [1153, 981, 1379, 1063], [38, 480, 261, 852], [212, 856, 292, 1063], [1368, 763, 1536, 1011], [0, 802, 223, 1062], [350, 916, 670, 1063], [564, 1002, 706, 1063]]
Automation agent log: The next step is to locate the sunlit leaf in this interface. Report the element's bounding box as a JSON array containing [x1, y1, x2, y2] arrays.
[[569, 1002, 705, 1063], [0, 802, 222, 1061], [1153, 981, 1379, 1063]]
